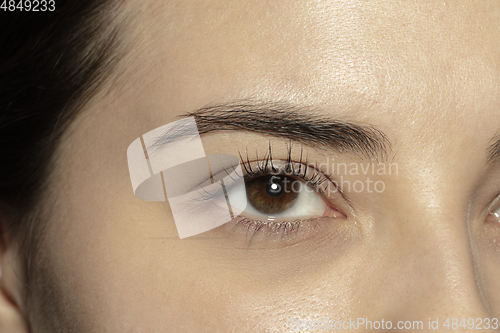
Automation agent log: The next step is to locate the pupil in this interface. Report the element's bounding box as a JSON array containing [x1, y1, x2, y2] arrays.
[[266, 177, 283, 197], [245, 175, 299, 214]]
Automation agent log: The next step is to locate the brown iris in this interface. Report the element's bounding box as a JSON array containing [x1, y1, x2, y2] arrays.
[[245, 175, 299, 214]]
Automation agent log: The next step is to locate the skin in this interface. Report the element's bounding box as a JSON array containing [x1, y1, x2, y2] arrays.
[[2, 0, 500, 332]]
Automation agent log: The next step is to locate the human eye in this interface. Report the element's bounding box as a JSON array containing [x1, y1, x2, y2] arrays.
[[211, 145, 347, 240]]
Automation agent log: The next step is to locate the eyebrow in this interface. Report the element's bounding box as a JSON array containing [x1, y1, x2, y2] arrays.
[[151, 99, 391, 160]]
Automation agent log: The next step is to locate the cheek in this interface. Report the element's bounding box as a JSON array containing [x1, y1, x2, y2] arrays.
[[41, 186, 232, 330], [471, 222, 500, 315], [40, 163, 372, 332]]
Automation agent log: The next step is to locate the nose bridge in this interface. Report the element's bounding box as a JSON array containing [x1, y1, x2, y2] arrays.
[[383, 173, 496, 328]]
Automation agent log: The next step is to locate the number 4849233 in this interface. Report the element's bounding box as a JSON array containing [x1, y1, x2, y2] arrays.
[[443, 318, 499, 330], [1, 0, 55, 11]]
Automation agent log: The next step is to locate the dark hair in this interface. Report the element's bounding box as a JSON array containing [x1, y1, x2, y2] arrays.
[[0, 0, 130, 311]]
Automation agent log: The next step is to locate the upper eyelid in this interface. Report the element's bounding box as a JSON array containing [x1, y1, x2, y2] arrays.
[[242, 158, 337, 191], [197, 158, 332, 204]]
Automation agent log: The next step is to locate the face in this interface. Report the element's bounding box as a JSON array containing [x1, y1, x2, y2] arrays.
[[22, 0, 500, 331]]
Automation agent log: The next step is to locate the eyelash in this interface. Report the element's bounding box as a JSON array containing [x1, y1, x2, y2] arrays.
[[238, 143, 330, 193], [229, 143, 338, 240]]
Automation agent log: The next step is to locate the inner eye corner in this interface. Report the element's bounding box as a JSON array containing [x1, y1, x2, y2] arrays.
[[485, 210, 500, 225]]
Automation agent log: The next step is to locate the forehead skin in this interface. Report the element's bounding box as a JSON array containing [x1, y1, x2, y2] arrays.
[[34, 0, 500, 332]]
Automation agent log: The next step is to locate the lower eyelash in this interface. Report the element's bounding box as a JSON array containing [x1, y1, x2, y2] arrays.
[[230, 216, 323, 241], [232, 217, 302, 241]]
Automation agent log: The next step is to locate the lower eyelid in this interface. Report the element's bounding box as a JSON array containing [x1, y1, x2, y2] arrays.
[[228, 216, 317, 241], [218, 214, 354, 246], [224, 203, 347, 240], [235, 217, 303, 234]]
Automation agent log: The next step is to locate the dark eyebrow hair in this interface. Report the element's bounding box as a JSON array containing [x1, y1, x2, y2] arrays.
[[151, 99, 391, 160]]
